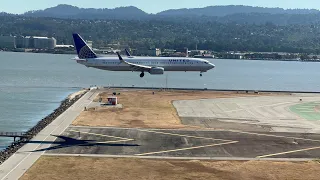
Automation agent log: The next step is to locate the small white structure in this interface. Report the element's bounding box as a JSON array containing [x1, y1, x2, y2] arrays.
[[90, 87, 98, 90], [107, 96, 118, 105]]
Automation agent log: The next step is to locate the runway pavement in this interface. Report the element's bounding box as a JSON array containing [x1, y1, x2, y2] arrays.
[[0, 90, 99, 180], [42, 126, 320, 159], [2, 91, 320, 180]]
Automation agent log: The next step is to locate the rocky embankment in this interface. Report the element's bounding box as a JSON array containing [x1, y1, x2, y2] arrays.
[[0, 90, 87, 165]]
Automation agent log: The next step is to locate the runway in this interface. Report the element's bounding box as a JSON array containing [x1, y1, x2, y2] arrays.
[[42, 126, 320, 159], [3, 89, 320, 180]]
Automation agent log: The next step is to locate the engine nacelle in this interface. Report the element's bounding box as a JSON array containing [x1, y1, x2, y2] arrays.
[[149, 67, 164, 75]]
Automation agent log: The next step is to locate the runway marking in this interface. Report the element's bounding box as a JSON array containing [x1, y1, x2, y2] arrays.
[[227, 130, 320, 142], [135, 141, 238, 156], [69, 130, 134, 141], [137, 129, 233, 142], [257, 146, 320, 158], [97, 139, 134, 144]]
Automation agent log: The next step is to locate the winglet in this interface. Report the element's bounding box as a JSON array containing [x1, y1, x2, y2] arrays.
[[125, 49, 131, 57], [116, 52, 126, 64]]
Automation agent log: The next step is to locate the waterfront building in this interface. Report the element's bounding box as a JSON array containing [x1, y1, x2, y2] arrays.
[[32, 37, 57, 49], [0, 36, 16, 49]]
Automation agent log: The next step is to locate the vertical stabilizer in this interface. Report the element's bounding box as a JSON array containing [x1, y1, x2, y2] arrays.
[[125, 49, 132, 57], [72, 33, 97, 59]]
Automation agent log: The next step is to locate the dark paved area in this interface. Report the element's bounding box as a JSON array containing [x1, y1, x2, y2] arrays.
[[41, 126, 320, 159]]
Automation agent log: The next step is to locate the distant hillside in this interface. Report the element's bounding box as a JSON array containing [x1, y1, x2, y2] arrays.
[[215, 13, 320, 25], [23, 4, 149, 19], [21, 4, 320, 20], [0, 12, 13, 16], [2, 15, 320, 53], [157, 5, 319, 17], [0, 5, 319, 25]]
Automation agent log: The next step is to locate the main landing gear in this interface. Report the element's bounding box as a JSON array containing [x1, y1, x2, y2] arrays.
[[140, 72, 145, 78]]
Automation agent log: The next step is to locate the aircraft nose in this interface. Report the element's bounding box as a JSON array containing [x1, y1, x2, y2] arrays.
[[209, 63, 215, 69]]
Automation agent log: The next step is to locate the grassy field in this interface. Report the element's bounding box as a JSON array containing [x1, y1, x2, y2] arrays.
[[72, 90, 264, 128], [21, 156, 320, 180]]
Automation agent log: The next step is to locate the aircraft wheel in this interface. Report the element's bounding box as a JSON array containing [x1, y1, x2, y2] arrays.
[[140, 72, 145, 78], [200, 73, 203, 77]]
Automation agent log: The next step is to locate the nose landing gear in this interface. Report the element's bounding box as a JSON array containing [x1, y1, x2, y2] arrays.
[[200, 73, 203, 77], [140, 72, 145, 78]]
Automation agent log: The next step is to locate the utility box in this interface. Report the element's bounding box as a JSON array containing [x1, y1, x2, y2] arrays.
[[107, 96, 118, 105]]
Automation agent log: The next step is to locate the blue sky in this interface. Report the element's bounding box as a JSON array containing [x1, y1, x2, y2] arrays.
[[1, 0, 320, 14]]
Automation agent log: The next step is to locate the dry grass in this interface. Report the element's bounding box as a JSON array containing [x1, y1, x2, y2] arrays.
[[72, 89, 266, 128], [21, 156, 320, 180]]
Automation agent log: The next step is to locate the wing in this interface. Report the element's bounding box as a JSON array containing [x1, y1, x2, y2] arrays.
[[116, 52, 152, 72]]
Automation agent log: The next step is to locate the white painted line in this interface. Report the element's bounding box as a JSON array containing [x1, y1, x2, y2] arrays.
[[137, 129, 233, 141], [69, 130, 134, 141], [135, 141, 238, 156], [257, 146, 320, 158]]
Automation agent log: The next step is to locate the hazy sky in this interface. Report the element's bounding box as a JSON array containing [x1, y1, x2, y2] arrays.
[[1, 0, 320, 14]]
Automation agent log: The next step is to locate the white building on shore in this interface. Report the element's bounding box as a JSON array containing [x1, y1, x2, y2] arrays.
[[32, 37, 56, 49], [1, 35, 57, 49]]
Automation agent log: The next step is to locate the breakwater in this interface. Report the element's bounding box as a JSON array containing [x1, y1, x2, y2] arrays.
[[0, 91, 87, 165]]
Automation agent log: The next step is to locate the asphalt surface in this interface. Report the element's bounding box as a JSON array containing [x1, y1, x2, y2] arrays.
[[2, 90, 320, 180], [44, 126, 320, 159]]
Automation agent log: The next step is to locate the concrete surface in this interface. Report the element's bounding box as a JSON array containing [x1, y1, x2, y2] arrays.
[[174, 94, 320, 133], [43, 126, 320, 159], [0, 90, 99, 180], [3, 90, 320, 180]]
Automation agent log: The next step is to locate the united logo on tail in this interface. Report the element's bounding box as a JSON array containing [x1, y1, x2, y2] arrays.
[[72, 33, 97, 59]]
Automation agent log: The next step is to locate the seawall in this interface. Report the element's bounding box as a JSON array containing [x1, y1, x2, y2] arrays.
[[0, 90, 88, 165]]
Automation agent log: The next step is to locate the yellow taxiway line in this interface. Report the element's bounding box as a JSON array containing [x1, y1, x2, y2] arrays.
[[257, 146, 320, 158], [137, 129, 233, 142], [135, 141, 238, 156], [227, 130, 320, 142], [96, 139, 135, 144]]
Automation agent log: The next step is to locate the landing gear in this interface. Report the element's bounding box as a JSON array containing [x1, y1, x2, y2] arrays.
[[200, 73, 203, 77], [140, 72, 145, 78]]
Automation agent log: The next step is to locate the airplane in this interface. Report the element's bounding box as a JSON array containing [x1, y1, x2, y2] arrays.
[[72, 33, 215, 78], [125, 49, 133, 58]]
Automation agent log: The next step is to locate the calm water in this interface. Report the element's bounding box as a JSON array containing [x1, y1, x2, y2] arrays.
[[1, 51, 320, 148]]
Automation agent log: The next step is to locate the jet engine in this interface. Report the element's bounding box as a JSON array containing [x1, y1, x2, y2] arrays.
[[149, 67, 164, 75]]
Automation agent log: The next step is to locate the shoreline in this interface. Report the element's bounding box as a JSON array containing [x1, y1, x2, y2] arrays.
[[1, 51, 320, 62], [0, 89, 88, 165]]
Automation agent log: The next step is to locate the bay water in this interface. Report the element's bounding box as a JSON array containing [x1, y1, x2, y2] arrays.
[[1, 51, 320, 148]]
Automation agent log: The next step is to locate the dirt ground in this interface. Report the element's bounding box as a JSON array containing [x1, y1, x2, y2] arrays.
[[21, 156, 320, 180], [72, 89, 270, 128]]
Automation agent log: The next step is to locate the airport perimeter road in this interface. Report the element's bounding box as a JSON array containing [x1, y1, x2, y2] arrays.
[[0, 90, 98, 180]]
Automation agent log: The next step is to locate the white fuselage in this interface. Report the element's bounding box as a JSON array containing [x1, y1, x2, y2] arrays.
[[76, 56, 215, 73]]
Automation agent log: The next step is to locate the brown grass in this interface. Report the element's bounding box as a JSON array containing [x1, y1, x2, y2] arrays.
[[21, 156, 320, 180], [72, 89, 266, 128]]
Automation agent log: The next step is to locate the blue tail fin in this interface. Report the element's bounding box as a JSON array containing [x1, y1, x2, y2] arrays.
[[125, 49, 131, 57], [72, 33, 97, 59]]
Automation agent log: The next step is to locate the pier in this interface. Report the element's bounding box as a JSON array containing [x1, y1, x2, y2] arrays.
[[0, 132, 30, 142]]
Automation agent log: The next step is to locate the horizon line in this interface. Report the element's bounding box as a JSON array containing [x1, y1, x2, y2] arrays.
[[1, 4, 320, 15]]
